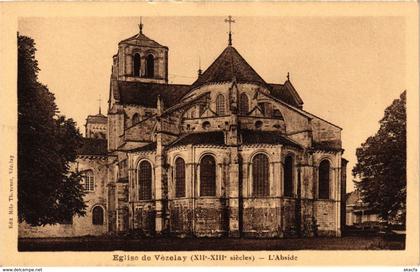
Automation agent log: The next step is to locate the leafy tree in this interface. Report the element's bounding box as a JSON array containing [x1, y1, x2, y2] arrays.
[[352, 91, 406, 225], [18, 34, 86, 226]]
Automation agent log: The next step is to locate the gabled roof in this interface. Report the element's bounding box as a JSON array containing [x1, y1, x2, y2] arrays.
[[191, 46, 269, 90], [117, 81, 190, 108], [77, 138, 107, 156], [241, 129, 302, 149], [119, 32, 166, 48], [269, 81, 304, 109]]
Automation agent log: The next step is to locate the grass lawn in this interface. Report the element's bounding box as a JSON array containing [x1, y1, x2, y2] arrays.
[[18, 234, 405, 251]]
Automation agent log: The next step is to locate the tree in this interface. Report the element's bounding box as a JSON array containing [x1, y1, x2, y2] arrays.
[[352, 91, 406, 225], [18, 34, 87, 226]]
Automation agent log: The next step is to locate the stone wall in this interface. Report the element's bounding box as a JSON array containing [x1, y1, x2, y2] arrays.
[[19, 156, 108, 238], [242, 198, 281, 237], [314, 200, 338, 236]]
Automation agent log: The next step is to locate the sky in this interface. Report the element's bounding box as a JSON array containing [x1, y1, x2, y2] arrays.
[[18, 16, 406, 192]]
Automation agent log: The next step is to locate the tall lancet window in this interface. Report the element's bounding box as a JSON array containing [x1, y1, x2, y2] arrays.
[[200, 155, 216, 196], [138, 160, 152, 200], [284, 156, 294, 197], [318, 160, 330, 199], [239, 93, 249, 115], [133, 53, 141, 77], [252, 154, 269, 196], [175, 157, 186, 198], [216, 94, 225, 116], [146, 54, 155, 78]]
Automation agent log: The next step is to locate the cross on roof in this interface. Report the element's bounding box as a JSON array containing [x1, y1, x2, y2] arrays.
[[224, 15, 235, 46], [138, 17, 143, 35]]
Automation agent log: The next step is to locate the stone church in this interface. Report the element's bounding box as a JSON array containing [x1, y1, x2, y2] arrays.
[[19, 20, 347, 238]]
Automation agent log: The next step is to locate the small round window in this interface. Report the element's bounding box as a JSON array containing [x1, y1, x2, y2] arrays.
[[202, 121, 211, 130], [255, 120, 263, 129]]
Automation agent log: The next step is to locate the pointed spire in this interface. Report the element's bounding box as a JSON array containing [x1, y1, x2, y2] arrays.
[[138, 17, 143, 35], [224, 16, 235, 46], [287, 72, 290, 81]]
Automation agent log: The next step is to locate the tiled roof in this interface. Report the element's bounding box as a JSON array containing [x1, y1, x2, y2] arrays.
[[119, 32, 166, 48], [191, 46, 269, 90], [77, 138, 107, 156], [131, 142, 157, 152], [169, 131, 225, 148], [241, 129, 302, 149], [86, 113, 107, 124], [312, 141, 343, 152], [117, 81, 190, 108], [269, 81, 303, 108]]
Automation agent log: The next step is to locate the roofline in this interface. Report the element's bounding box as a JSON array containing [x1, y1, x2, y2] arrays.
[[301, 109, 343, 130], [258, 90, 312, 119], [259, 90, 342, 130]]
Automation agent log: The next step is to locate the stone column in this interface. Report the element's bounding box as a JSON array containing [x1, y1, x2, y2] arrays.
[[154, 96, 165, 235], [228, 147, 240, 237]]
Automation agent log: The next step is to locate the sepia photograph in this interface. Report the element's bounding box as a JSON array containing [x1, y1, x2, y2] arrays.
[[0, 2, 419, 267]]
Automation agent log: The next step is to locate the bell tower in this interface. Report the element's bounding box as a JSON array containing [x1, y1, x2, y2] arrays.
[[112, 18, 168, 84]]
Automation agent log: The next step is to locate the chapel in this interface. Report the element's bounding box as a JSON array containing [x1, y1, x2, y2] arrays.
[[104, 19, 348, 238], [19, 18, 347, 238]]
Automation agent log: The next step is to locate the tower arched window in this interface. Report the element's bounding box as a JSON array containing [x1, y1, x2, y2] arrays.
[[132, 113, 140, 125], [175, 157, 186, 198], [200, 155, 216, 196], [239, 93, 249, 115], [133, 53, 141, 77], [216, 94, 225, 116], [145, 54, 155, 78], [92, 206, 104, 225], [284, 156, 294, 197], [318, 160, 330, 199], [252, 154, 269, 196], [82, 170, 95, 192], [138, 160, 152, 200]]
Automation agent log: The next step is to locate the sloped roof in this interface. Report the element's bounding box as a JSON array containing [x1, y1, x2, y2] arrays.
[[169, 131, 225, 148], [269, 81, 303, 109], [119, 32, 166, 48], [312, 140, 343, 152], [77, 138, 107, 156], [86, 113, 107, 124], [191, 46, 269, 90], [241, 129, 302, 149], [117, 81, 190, 108], [131, 142, 157, 152]]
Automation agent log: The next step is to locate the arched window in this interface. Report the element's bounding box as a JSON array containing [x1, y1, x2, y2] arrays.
[[175, 157, 186, 198], [82, 170, 95, 192], [145, 54, 154, 78], [239, 93, 249, 115], [284, 156, 294, 197], [319, 160, 330, 199], [252, 154, 269, 196], [92, 206, 104, 225], [138, 160, 152, 200], [133, 53, 141, 77], [132, 113, 140, 125], [200, 155, 216, 196], [216, 94, 225, 116]]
